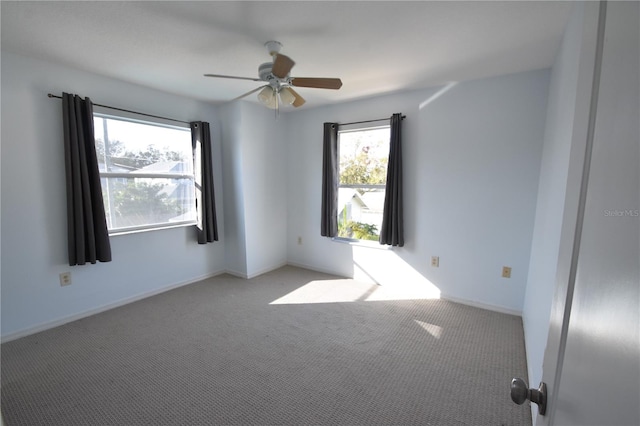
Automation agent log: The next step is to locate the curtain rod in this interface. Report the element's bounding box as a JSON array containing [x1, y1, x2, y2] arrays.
[[47, 94, 190, 125], [338, 115, 406, 127]]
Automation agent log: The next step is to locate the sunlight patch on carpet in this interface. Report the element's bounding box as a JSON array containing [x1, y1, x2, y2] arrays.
[[414, 320, 443, 339], [269, 278, 440, 305]]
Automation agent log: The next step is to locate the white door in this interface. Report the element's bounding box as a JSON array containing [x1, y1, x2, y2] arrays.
[[536, 1, 639, 425]]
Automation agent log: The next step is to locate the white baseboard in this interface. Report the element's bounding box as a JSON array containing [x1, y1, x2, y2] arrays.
[[246, 261, 288, 279], [223, 261, 288, 280], [1, 270, 225, 343], [2, 265, 522, 343], [223, 268, 249, 279], [286, 263, 521, 317], [283, 264, 523, 317], [441, 293, 522, 317], [286, 261, 350, 279]]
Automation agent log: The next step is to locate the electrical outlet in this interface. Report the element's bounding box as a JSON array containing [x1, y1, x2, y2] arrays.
[[502, 266, 512, 278], [431, 256, 439, 267], [297, 236, 302, 245], [59, 272, 72, 286]]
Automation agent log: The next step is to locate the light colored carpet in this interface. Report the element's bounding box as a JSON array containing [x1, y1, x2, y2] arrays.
[[1, 266, 531, 425]]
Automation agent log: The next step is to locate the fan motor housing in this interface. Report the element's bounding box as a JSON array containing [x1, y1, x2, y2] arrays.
[[258, 62, 273, 81]]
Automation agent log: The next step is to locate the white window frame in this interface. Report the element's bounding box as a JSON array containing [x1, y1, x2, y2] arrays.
[[335, 123, 390, 244], [94, 109, 197, 236]]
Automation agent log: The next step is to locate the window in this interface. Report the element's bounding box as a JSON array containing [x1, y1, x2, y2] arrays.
[[337, 125, 390, 241], [94, 113, 196, 234]]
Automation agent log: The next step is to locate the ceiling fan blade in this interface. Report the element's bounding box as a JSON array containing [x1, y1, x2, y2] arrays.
[[272, 54, 295, 78], [291, 77, 343, 90], [287, 87, 306, 107], [230, 85, 268, 102], [204, 74, 261, 82]]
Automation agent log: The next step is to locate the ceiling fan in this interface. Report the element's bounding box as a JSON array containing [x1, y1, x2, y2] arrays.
[[204, 41, 342, 110]]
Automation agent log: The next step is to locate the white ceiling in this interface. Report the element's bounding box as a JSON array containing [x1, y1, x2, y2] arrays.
[[1, 1, 573, 108]]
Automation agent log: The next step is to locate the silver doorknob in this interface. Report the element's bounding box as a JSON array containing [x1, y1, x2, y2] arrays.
[[510, 377, 547, 415]]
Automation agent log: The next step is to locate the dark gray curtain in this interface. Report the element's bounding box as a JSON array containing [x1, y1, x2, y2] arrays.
[[191, 121, 218, 243], [380, 113, 404, 246], [62, 93, 111, 265], [321, 123, 339, 237]]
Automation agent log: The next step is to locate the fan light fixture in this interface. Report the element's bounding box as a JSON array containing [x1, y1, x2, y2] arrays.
[[279, 87, 296, 105], [258, 86, 297, 111], [258, 86, 277, 109]]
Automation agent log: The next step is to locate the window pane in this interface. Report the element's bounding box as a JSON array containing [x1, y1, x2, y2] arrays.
[[337, 187, 385, 241], [102, 177, 196, 231], [94, 114, 197, 233], [339, 127, 390, 185], [337, 125, 389, 241], [94, 116, 193, 175]]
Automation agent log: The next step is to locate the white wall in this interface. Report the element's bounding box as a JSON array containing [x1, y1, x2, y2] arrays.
[[0, 51, 554, 340], [218, 102, 288, 278], [521, 4, 598, 423], [238, 103, 288, 277], [286, 69, 549, 314], [1, 52, 226, 340], [218, 102, 248, 276]]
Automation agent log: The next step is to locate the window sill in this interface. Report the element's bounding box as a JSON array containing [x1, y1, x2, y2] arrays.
[[331, 237, 394, 250], [109, 221, 196, 237]]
